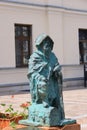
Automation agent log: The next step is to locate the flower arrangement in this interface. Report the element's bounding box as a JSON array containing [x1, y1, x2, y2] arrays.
[[0, 102, 31, 129], [20, 102, 31, 119], [0, 102, 31, 119]]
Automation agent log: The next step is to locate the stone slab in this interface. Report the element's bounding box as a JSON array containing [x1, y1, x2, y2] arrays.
[[39, 123, 80, 130], [17, 123, 80, 130]]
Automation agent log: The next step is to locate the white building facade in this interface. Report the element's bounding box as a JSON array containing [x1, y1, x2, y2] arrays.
[[0, 0, 87, 87]]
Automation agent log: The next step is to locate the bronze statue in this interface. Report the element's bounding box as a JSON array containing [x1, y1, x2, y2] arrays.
[[19, 33, 76, 126]]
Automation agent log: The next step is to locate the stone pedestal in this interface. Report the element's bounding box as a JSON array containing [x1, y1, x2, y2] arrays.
[[17, 123, 80, 130], [19, 104, 76, 127], [39, 124, 80, 130]]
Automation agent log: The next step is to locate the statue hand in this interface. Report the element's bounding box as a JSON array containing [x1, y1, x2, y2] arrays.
[[38, 76, 48, 82], [38, 85, 47, 96], [38, 76, 48, 96], [53, 65, 61, 78], [54, 70, 62, 79], [53, 65, 61, 72]]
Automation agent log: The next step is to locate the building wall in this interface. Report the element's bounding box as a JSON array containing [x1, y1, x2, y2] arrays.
[[0, 0, 87, 86], [0, 2, 48, 68]]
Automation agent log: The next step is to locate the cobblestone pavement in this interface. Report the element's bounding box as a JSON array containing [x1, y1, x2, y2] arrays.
[[0, 86, 87, 130]]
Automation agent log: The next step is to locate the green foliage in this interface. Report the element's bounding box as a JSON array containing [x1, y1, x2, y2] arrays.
[[0, 102, 30, 119], [1, 103, 6, 107], [5, 104, 14, 113], [10, 121, 17, 129]]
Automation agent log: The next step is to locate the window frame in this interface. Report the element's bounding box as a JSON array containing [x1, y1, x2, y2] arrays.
[[15, 24, 32, 68], [79, 29, 87, 64]]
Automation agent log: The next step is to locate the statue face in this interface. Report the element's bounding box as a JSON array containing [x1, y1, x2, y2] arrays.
[[42, 39, 52, 57]]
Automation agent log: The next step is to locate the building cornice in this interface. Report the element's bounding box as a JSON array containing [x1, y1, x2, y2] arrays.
[[0, 0, 87, 14]]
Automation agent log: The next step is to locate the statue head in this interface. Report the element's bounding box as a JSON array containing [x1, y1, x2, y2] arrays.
[[35, 33, 54, 56]]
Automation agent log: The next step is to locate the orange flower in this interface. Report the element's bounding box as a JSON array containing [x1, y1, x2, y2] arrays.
[[20, 102, 31, 108]]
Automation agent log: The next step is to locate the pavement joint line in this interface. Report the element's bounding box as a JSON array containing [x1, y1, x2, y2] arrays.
[[64, 101, 87, 104], [67, 114, 87, 119]]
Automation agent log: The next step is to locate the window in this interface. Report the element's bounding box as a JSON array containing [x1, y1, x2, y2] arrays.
[[79, 29, 87, 64], [15, 24, 32, 67]]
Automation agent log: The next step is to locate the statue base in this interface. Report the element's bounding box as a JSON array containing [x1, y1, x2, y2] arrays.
[[17, 123, 80, 130], [19, 104, 76, 127], [39, 123, 80, 130]]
